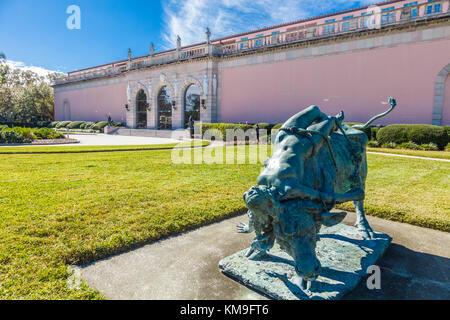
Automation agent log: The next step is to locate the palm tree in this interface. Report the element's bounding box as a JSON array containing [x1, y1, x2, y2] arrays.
[[0, 51, 5, 60]]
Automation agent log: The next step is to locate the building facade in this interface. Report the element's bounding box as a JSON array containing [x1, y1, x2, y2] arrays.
[[52, 0, 450, 128]]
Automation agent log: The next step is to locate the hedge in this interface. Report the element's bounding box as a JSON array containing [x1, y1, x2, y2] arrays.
[[55, 121, 72, 128], [67, 121, 86, 129], [377, 124, 449, 150], [195, 123, 254, 140], [256, 123, 275, 131], [92, 121, 109, 131], [0, 127, 64, 143]]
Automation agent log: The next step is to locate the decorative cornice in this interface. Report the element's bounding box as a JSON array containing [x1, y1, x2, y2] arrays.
[[53, 15, 450, 88]]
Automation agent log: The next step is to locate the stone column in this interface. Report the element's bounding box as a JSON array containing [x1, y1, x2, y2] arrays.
[[171, 78, 184, 129], [125, 82, 136, 128]]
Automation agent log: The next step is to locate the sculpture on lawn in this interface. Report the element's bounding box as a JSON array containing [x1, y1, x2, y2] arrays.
[[238, 97, 397, 289]]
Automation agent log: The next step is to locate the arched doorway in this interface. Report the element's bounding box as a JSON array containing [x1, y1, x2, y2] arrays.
[[136, 89, 148, 129], [433, 63, 450, 125], [157, 86, 172, 130], [184, 84, 201, 128], [443, 74, 450, 126], [63, 100, 71, 121]]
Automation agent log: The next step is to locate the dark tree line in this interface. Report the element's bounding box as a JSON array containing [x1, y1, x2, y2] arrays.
[[0, 56, 64, 126]]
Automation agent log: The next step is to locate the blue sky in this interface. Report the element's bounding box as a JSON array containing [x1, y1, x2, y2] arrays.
[[0, 0, 375, 73]]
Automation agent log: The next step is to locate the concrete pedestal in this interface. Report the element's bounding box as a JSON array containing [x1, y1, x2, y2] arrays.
[[219, 224, 392, 300]]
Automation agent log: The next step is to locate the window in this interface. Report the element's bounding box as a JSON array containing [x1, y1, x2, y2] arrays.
[[136, 89, 148, 129], [404, 2, 418, 18], [271, 31, 280, 44], [361, 11, 374, 28], [342, 22, 349, 31], [382, 12, 396, 24], [323, 24, 335, 35], [434, 3, 442, 13], [240, 37, 248, 49], [426, 0, 441, 15], [255, 34, 264, 47], [323, 19, 336, 35], [184, 84, 201, 128], [342, 15, 353, 31], [157, 86, 172, 130]]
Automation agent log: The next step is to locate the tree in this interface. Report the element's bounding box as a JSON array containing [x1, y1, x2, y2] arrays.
[[0, 51, 5, 60], [0, 61, 55, 125]]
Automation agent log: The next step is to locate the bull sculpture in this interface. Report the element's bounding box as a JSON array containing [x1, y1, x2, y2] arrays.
[[238, 98, 397, 290]]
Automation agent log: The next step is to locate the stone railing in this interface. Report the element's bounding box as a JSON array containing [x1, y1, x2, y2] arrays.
[[53, 0, 449, 86], [220, 0, 449, 55], [53, 63, 128, 85]]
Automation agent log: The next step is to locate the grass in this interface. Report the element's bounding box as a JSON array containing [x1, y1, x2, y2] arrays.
[[0, 144, 448, 299], [367, 147, 450, 160]]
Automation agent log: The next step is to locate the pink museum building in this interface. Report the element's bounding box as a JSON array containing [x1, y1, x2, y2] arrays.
[[52, 0, 450, 130]]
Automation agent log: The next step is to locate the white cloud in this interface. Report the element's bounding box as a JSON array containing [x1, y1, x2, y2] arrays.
[[2, 59, 65, 78], [162, 0, 375, 48]]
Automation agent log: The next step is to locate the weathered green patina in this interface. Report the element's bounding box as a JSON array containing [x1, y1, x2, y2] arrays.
[[236, 98, 397, 290]]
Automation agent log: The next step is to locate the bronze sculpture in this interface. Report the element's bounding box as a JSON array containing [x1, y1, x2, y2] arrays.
[[237, 98, 397, 289]]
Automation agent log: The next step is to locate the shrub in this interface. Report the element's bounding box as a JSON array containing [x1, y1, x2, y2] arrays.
[[0, 124, 9, 130], [381, 142, 397, 149], [49, 121, 59, 128], [371, 127, 382, 140], [255, 123, 274, 131], [12, 127, 36, 142], [444, 126, 450, 137], [446, 143, 450, 151], [56, 121, 72, 128], [33, 128, 64, 140], [82, 122, 95, 129], [367, 140, 380, 148], [398, 141, 420, 150], [377, 124, 448, 150], [195, 123, 254, 140], [36, 121, 51, 128], [419, 143, 439, 151], [0, 130, 25, 144], [92, 121, 109, 132], [112, 122, 124, 127], [67, 121, 86, 129]]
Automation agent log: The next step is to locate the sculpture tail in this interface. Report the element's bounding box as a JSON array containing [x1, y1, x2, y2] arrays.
[[353, 97, 397, 130]]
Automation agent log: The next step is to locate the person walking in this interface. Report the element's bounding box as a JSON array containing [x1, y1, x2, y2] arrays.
[[189, 115, 195, 139], [255, 124, 260, 143]]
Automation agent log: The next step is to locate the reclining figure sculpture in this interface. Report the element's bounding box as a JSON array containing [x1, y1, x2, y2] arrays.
[[238, 97, 397, 290]]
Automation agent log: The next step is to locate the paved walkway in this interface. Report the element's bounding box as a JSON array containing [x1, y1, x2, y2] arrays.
[[0, 134, 181, 147], [368, 151, 450, 162], [77, 213, 450, 300]]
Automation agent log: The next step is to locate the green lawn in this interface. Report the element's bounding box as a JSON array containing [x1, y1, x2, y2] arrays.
[[367, 147, 450, 160], [0, 144, 448, 299]]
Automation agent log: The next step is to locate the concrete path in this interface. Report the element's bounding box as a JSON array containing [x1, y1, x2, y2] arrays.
[[368, 151, 450, 162], [68, 134, 180, 146], [78, 213, 450, 300], [0, 134, 181, 147]]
